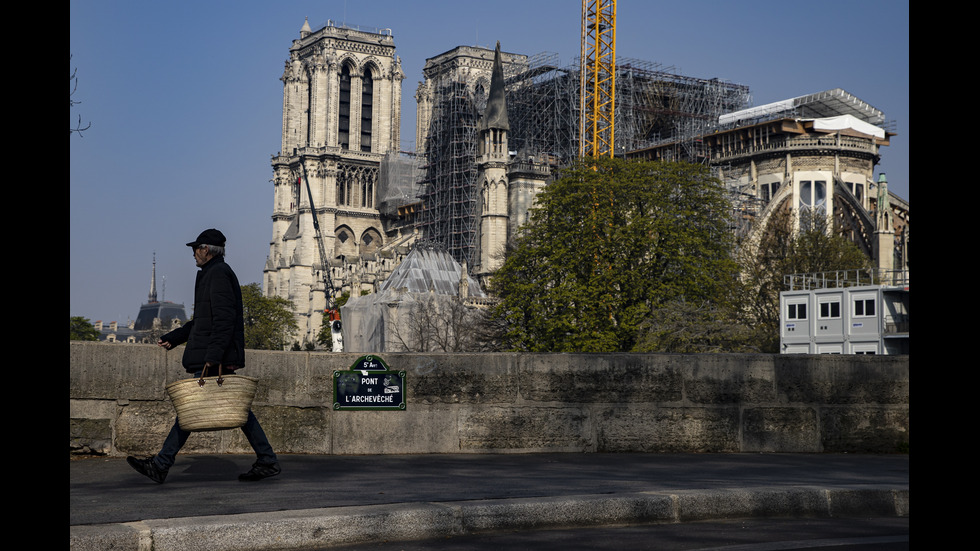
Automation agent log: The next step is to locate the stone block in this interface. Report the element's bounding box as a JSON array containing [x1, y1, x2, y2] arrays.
[[113, 401, 174, 454], [113, 401, 220, 455], [596, 406, 739, 452], [452, 494, 676, 532], [742, 407, 819, 452], [146, 503, 457, 551], [775, 355, 909, 405], [674, 487, 830, 521], [820, 406, 909, 453], [685, 355, 776, 404], [70, 418, 112, 455], [331, 406, 459, 454], [70, 341, 174, 400], [70, 524, 141, 551], [459, 406, 589, 451], [519, 354, 683, 403], [224, 405, 331, 454], [69, 398, 117, 419], [826, 488, 908, 517], [246, 349, 315, 405], [396, 353, 517, 404]]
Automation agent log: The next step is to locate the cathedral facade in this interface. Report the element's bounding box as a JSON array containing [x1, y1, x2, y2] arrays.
[[264, 19, 409, 344], [266, 22, 550, 345]]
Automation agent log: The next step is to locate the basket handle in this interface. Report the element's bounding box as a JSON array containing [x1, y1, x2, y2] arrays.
[[197, 364, 226, 387]]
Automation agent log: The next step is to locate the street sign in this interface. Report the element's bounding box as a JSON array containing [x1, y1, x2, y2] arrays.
[[333, 355, 406, 411]]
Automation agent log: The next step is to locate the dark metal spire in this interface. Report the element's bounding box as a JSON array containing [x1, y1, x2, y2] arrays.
[[148, 253, 158, 303], [481, 41, 509, 131]]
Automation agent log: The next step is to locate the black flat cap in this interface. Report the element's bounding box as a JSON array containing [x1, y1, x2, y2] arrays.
[[186, 228, 226, 248]]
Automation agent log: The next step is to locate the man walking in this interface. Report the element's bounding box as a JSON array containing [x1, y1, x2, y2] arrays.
[[127, 229, 280, 483]]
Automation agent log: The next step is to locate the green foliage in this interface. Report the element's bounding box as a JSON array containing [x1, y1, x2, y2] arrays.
[[736, 208, 870, 352], [316, 317, 332, 347], [70, 316, 100, 341], [633, 300, 759, 353], [241, 283, 299, 350], [490, 157, 738, 352]]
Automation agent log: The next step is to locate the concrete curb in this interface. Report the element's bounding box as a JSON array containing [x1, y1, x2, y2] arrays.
[[69, 486, 909, 551]]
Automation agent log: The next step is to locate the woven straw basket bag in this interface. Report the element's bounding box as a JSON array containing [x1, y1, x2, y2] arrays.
[[166, 368, 258, 432]]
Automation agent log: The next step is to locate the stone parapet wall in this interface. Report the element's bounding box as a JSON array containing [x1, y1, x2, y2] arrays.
[[69, 342, 909, 456]]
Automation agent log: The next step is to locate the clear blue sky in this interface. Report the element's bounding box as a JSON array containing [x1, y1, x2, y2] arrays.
[[70, 0, 909, 324]]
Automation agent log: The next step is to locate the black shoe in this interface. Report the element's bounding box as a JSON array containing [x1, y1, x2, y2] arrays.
[[127, 456, 168, 484], [238, 462, 281, 482]]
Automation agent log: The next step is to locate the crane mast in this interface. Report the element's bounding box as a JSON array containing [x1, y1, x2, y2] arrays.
[[579, 0, 617, 158], [300, 165, 335, 311]]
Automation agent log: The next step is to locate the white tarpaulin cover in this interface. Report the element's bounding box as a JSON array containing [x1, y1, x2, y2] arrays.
[[340, 247, 484, 352], [809, 115, 885, 140]]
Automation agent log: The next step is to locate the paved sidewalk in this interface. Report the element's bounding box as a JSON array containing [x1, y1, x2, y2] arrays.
[[70, 453, 909, 550]]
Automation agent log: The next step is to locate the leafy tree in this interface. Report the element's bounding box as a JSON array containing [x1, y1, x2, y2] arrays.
[[633, 300, 759, 353], [736, 208, 870, 352], [489, 157, 738, 352], [241, 283, 299, 350], [70, 316, 100, 341]]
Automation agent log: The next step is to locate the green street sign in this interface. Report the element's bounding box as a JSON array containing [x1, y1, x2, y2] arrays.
[[333, 355, 406, 410]]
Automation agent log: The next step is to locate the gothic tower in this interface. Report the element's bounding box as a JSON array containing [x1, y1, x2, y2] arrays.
[[475, 42, 510, 278], [265, 18, 404, 345]]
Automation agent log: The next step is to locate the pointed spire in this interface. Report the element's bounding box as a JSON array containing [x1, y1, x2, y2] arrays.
[[481, 41, 509, 131], [148, 253, 158, 303], [459, 259, 470, 299], [875, 173, 892, 231], [300, 17, 312, 38]]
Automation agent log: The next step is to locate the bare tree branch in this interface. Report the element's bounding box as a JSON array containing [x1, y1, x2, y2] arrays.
[[70, 56, 91, 136]]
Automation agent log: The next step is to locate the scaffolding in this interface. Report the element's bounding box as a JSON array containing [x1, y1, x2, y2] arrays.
[[615, 56, 750, 158], [377, 152, 421, 217], [417, 78, 482, 265], [506, 52, 580, 165], [506, 54, 749, 165], [416, 46, 750, 266]]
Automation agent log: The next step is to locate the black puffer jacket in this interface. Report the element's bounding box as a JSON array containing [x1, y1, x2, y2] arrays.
[[161, 256, 246, 372]]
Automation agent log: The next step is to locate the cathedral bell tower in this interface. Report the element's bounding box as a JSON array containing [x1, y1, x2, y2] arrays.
[[266, 18, 403, 346]]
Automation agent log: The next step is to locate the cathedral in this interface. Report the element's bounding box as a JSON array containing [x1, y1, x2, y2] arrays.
[[264, 20, 547, 344], [265, 18, 908, 347]]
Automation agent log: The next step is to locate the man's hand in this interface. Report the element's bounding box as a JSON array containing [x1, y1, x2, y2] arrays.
[[158, 339, 173, 350]]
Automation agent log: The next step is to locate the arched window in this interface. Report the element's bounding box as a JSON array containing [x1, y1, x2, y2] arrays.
[[337, 169, 348, 206], [360, 228, 383, 254], [361, 67, 374, 152], [799, 180, 827, 230], [335, 226, 357, 258], [338, 64, 352, 149], [362, 176, 374, 208]]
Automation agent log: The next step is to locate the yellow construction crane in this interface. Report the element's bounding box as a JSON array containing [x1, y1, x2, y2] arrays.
[[579, 0, 616, 158]]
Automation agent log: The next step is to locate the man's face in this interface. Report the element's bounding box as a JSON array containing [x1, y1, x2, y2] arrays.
[[194, 245, 210, 267]]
